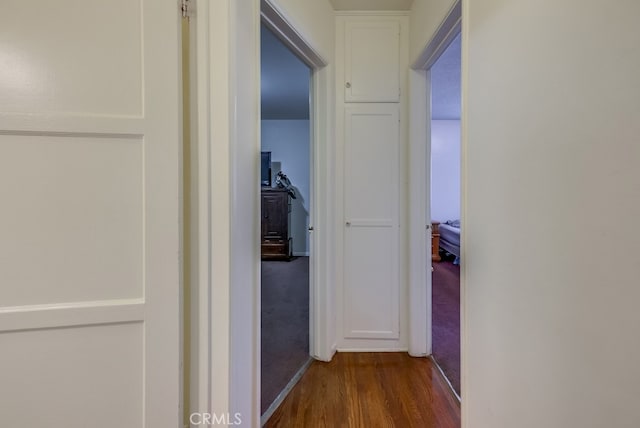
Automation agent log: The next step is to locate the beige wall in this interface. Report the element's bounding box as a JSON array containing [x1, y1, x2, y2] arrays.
[[464, 1, 640, 427], [409, 0, 457, 63], [270, 0, 335, 61]]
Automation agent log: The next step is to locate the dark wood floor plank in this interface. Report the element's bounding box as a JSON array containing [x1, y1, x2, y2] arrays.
[[264, 352, 461, 428]]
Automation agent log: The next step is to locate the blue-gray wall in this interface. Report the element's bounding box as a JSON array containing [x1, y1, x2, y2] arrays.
[[261, 120, 310, 255]]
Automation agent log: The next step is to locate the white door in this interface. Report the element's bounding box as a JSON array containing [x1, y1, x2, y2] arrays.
[[0, 1, 181, 427], [343, 104, 400, 340]]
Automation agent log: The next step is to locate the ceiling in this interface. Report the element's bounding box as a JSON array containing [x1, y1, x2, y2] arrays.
[[261, 25, 311, 120], [431, 33, 461, 120], [329, 0, 414, 10]]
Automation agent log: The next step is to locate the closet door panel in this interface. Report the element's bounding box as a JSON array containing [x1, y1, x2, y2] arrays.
[[345, 21, 400, 102], [343, 104, 400, 339]]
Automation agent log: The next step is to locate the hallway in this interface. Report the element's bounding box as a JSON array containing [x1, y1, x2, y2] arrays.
[[264, 353, 460, 427]]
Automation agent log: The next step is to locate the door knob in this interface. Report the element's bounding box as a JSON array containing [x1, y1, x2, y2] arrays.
[[308, 226, 314, 231], [345, 221, 351, 227]]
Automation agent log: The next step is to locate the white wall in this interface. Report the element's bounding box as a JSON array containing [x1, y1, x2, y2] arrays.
[[464, 1, 640, 427], [261, 119, 311, 255], [430, 119, 460, 222]]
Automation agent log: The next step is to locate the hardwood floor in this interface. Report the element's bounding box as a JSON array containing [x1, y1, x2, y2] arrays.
[[264, 352, 460, 428]]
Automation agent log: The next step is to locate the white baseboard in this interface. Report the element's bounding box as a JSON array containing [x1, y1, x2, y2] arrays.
[[330, 343, 337, 360], [260, 357, 313, 426], [293, 251, 310, 256], [430, 355, 461, 402], [336, 347, 409, 353]]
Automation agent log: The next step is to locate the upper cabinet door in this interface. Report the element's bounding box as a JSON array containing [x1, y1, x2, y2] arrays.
[[345, 20, 400, 102]]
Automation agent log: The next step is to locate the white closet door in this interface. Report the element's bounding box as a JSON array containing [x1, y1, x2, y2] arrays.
[[0, 1, 181, 427], [343, 104, 400, 339], [345, 20, 400, 102]]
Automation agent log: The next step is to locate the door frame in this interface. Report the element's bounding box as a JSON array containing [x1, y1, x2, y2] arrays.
[[189, 0, 332, 425], [189, 0, 261, 424], [407, 0, 461, 358], [260, 0, 329, 363]]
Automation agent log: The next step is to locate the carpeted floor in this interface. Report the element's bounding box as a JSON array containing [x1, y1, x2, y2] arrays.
[[432, 256, 461, 396], [261, 256, 310, 414]]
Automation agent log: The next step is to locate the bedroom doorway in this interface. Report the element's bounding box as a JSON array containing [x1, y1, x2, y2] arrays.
[[429, 31, 462, 399], [259, 22, 314, 422], [407, 0, 463, 401]]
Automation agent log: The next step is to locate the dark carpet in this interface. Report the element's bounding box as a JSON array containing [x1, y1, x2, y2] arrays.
[[261, 257, 310, 414], [432, 256, 461, 396]]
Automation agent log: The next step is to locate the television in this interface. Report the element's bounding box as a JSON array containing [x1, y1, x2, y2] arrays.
[[261, 151, 271, 187]]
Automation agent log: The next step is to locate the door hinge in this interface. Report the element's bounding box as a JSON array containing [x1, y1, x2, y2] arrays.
[[181, 0, 190, 19]]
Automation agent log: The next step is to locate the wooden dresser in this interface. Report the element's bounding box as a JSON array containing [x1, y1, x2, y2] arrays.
[[261, 187, 292, 260], [431, 221, 441, 262]]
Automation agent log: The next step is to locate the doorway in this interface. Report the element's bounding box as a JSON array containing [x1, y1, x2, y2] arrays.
[[429, 33, 462, 398], [259, 23, 313, 418], [407, 0, 462, 401], [189, 1, 331, 424]]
